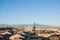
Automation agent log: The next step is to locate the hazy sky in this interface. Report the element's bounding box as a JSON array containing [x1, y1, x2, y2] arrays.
[[0, 0, 60, 26]]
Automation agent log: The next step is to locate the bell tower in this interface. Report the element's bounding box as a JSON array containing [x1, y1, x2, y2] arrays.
[[33, 22, 36, 33]]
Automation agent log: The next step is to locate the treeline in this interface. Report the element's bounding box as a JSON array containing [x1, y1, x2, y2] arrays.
[[0, 27, 12, 30]]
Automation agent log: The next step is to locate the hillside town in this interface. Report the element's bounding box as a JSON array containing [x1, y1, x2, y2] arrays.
[[0, 23, 60, 40]]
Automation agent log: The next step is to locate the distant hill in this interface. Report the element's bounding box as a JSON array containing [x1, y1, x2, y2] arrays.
[[0, 24, 60, 28]]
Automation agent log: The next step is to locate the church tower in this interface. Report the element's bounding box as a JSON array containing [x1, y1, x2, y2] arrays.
[[33, 22, 36, 33]]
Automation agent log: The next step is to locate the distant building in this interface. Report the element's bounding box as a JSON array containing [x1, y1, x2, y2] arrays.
[[24, 25, 33, 32]]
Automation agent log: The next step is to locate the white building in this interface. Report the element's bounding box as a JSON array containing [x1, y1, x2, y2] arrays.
[[24, 25, 33, 32]]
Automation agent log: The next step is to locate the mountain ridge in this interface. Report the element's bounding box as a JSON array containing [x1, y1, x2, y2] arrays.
[[0, 24, 60, 28]]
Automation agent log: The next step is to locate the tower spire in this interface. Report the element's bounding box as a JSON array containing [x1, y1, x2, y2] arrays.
[[33, 22, 36, 32]]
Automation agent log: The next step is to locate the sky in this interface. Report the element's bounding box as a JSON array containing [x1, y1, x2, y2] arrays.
[[0, 0, 60, 26]]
